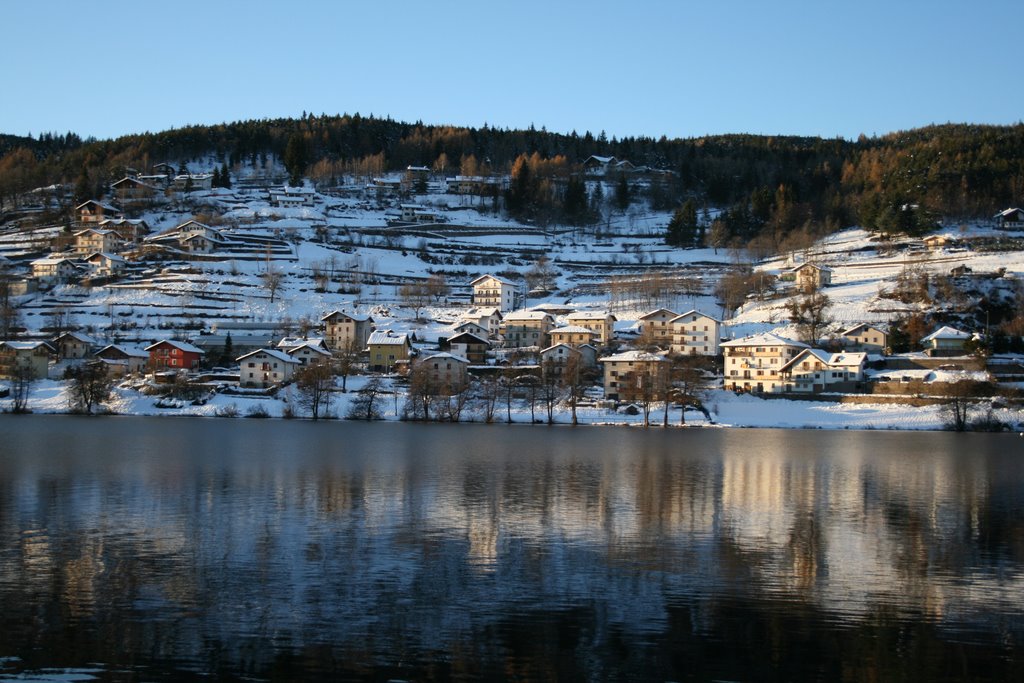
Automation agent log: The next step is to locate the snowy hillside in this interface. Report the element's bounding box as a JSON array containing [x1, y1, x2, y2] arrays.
[[2, 177, 1022, 430]]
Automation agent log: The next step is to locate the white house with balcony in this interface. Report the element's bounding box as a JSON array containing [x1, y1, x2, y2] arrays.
[[500, 310, 555, 348], [471, 274, 519, 313], [669, 310, 721, 356], [237, 348, 301, 388], [31, 256, 80, 282], [721, 332, 809, 393], [780, 349, 867, 393]]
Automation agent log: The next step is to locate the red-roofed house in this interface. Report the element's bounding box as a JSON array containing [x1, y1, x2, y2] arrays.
[[145, 340, 205, 371]]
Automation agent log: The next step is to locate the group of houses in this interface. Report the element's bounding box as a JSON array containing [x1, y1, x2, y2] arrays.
[[24, 209, 299, 286], [3, 254, 984, 404]]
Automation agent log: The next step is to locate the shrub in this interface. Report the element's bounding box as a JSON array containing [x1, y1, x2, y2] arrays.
[[245, 404, 270, 418], [215, 403, 239, 418]]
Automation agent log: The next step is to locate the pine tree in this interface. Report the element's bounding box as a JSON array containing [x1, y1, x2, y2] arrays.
[[563, 176, 588, 225], [590, 182, 605, 217], [220, 163, 231, 188], [665, 199, 699, 247], [506, 155, 533, 218], [74, 167, 91, 202], [284, 133, 309, 186], [211, 166, 222, 188], [615, 173, 630, 211]]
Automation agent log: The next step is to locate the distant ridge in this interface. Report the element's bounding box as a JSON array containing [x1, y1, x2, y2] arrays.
[[2, 116, 1022, 240]]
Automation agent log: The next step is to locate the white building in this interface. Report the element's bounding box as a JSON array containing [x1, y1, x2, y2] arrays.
[[237, 348, 301, 388], [780, 350, 867, 393], [74, 228, 120, 255], [838, 324, 888, 353], [172, 173, 214, 192], [31, 256, 79, 282], [637, 308, 679, 346], [415, 352, 470, 391], [921, 325, 973, 356], [721, 333, 809, 393], [994, 207, 1024, 230], [269, 185, 317, 207], [669, 310, 721, 356], [471, 274, 519, 313], [500, 310, 555, 348], [285, 341, 333, 366], [85, 252, 126, 277], [322, 311, 374, 351]]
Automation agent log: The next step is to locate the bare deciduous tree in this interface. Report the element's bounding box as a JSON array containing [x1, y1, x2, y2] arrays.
[[670, 355, 714, 425], [46, 305, 74, 339], [399, 281, 432, 321], [938, 379, 985, 432], [261, 270, 284, 303], [67, 361, 113, 415], [334, 338, 362, 392], [475, 374, 501, 423], [562, 352, 596, 427], [8, 365, 35, 413], [295, 363, 335, 420], [440, 386, 471, 422], [425, 272, 449, 303], [539, 357, 562, 424], [404, 362, 439, 421], [346, 376, 385, 420], [524, 256, 557, 293], [786, 291, 832, 345]]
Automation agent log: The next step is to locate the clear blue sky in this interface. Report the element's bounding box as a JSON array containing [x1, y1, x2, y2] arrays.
[[3, 0, 1022, 142]]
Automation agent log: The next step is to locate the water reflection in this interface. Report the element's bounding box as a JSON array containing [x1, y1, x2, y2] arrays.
[[0, 417, 1022, 680]]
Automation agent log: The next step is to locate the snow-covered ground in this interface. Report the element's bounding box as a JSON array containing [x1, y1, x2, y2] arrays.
[[8, 377, 1021, 432]]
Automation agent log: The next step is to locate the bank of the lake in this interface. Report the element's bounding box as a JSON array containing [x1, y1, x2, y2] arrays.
[[7, 376, 1023, 431]]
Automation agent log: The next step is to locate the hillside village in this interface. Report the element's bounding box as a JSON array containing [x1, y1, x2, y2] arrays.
[[1, 161, 1023, 430]]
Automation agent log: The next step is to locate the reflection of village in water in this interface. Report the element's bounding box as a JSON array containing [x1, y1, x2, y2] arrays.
[[2, 422, 1022, 675]]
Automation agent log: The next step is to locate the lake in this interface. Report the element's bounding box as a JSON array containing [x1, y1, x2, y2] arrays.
[[1, 416, 1022, 681]]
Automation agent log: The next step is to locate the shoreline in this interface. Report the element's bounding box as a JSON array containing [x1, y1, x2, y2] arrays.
[[5, 379, 1020, 434]]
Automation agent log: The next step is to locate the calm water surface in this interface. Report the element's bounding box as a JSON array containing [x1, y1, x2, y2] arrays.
[[0, 416, 1022, 681]]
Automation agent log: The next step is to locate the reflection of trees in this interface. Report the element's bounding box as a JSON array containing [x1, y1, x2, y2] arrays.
[[1, 426, 1022, 680]]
